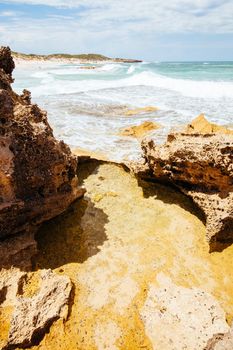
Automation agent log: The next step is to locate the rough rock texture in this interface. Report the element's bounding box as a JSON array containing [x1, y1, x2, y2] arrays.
[[140, 273, 229, 350], [142, 131, 233, 245], [0, 268, 72, 349], [0, 46, 84, 239]]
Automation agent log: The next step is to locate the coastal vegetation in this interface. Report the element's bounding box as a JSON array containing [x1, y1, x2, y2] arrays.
[[12, 51, 111, 61]]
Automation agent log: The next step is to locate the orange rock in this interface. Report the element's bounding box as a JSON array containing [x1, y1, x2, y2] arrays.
[[119, 121, 161, 138], [186, 114, 233, 135]]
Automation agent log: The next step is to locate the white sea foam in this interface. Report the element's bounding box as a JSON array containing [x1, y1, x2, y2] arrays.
[[127, 65, 136, 74], [13, 61, 233, 162], [98, 63, 123, 71], [28, 69, 233, 99]]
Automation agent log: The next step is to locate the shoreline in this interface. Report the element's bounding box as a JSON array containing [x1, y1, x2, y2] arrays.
[[12, 52, 143, 67]]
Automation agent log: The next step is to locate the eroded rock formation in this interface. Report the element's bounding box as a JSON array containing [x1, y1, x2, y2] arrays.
[[0, 46, 84, 240], [142, 120, 233, 246], [0, 47, 80, 349]]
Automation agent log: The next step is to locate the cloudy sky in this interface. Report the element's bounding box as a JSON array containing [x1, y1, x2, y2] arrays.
[[0, 0, 233, 60]]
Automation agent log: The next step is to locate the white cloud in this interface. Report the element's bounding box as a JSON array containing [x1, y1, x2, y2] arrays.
[[0, 0, 233, 59], [0, 10, 20, 16], [1, 0, 233, 33]]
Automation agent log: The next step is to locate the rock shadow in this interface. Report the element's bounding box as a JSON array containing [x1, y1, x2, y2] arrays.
[[209, 219, 233, 253], [33, 160, 108, 270], [33, 195, 108, 270], [137, 177, 206, 224]]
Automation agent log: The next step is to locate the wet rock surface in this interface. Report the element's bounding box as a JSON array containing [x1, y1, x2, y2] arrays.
[[0, 46, 84, 240], [142, 123, 233, 247]]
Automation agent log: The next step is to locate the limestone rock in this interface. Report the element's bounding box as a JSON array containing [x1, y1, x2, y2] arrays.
[[142, 132, 233, 245], [206, 325, 233, 350], [186, 114, 233, 135], [140, 273, 229, 350], [0, 268, 72, 349], [0, 46, 84, 239], [119, 121, 161, 138]]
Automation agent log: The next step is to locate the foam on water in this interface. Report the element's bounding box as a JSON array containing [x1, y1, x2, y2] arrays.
[[23, 67, 233, 100], [13, 61, 233, 161]]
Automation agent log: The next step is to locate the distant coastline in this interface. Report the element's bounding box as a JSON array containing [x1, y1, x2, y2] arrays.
[[12, 51, 142, 65]]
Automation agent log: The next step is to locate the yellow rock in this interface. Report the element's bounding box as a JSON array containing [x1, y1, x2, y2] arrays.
[[29, 162, 233, 350], [119, 121, 161, 139], [186, 114, 233, 135], [93, 193, 104, 202], [125, 106, 159, 116], [94, 192, 118, 203], [72, 147, 108, 161]]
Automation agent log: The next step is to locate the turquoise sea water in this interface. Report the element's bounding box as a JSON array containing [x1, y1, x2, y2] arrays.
[[13, 61, 233, 161]]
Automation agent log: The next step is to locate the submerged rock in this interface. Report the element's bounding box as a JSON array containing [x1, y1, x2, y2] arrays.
[[142, 119, 233, 246], [124, 106, 159, 116], [0, 46, 84, 240], [119, 121, 161, 138]]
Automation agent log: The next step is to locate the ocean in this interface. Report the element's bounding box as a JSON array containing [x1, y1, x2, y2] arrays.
[[13, 61, 233, 161]]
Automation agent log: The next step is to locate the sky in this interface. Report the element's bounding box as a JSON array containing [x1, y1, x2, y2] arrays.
[[0, 0, 233, 61]]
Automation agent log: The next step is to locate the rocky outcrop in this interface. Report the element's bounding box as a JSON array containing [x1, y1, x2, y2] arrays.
[[119, 121, 161, 138], [0, 46, 84, 240], [142, 125, 233, 246], [186, 114, 233, 135], [0, 268, 72, 349]]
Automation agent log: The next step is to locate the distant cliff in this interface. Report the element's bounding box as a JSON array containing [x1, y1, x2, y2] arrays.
[[12, 51, 142, 63]]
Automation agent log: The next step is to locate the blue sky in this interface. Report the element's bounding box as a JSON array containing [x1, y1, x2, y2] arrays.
[[0, 0, 233, 61]]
